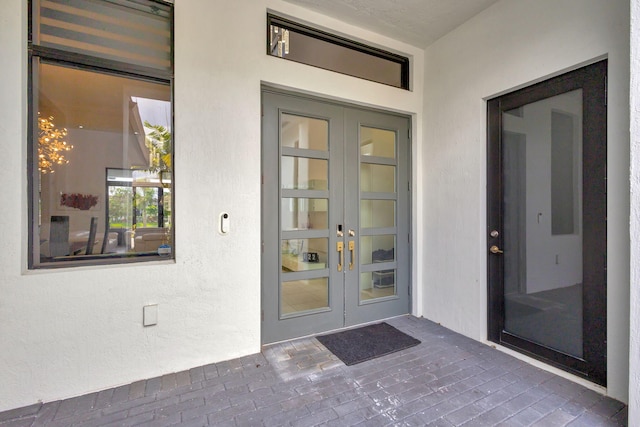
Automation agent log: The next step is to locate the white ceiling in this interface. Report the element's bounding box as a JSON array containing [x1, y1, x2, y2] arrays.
[[282, 0, 500, 48]]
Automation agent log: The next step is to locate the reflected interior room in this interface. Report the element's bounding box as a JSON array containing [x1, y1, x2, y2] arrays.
[[502, 90, 583, 357], [36, 63, 172, 265]]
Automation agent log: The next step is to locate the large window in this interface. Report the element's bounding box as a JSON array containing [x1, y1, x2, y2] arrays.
[[29, 0, 174, 268]]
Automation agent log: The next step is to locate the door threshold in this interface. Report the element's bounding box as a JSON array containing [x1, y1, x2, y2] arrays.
[[487, 341, 608, 396], [262, 314, 410, 348]]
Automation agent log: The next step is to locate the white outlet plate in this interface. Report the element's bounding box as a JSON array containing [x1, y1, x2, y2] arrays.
[[143, 304, 158, 326]]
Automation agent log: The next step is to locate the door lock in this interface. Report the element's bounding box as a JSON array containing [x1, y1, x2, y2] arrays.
[[489, 245, 504, 254], [490, 230, 499, 238]]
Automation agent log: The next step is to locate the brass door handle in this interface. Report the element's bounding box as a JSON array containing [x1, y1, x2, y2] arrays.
[[489, 245, 504, 254], [337, 241, 344, 272], [348, 240, 355, 270]]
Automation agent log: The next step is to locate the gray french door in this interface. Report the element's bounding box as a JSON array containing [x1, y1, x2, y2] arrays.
[[487, 60, 607, 385], [262, 89, 411, 344]]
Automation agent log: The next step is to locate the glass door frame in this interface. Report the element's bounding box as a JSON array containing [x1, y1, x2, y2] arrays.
[[487, 60, 607, 385], [262, 91, 345, 344], [261, 88, 412, 344], [344, 108, 411, 327]]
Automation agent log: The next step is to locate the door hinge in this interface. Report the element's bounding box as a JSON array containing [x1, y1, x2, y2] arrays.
[[604, 77, 608, 106], [261, 241, 264, 253], [261, 174, 264, 185], [261, 310, 264, 321], [261, 104, 264, 117]]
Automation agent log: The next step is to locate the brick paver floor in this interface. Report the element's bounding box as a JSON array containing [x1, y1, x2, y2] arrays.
[[0, 316, 628, 426]]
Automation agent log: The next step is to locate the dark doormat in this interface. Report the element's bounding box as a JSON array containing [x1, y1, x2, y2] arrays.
[[316, 322, 421, 366]]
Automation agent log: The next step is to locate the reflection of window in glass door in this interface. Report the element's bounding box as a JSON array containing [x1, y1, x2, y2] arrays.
[[106, 168, 172, 253]]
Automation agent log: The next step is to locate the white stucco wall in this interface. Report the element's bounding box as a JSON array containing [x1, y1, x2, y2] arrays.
[[422, 0, 630, 402], [629, 0, 640, 422], [0, 0, 424, 411]]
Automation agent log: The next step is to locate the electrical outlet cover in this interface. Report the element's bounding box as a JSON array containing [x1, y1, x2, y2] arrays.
[[143, 304, 158, 326]]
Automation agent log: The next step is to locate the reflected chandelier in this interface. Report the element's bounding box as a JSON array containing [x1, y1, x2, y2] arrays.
[[38, 113, 72, 174]]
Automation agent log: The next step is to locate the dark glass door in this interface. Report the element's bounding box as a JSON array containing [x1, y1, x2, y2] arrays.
[[487, 60, 607, 385]]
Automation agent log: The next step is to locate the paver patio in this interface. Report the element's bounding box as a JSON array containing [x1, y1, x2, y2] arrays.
[[0, 316, 627, 426]]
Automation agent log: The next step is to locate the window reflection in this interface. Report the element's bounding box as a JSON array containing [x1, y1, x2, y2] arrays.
[[281, 238, 328, 272], [360, 127, 396, 158], [281, 157, 328, 190], [37, 63, 172, 262], [281, 198, 328, 231], [281, 278, 329, 315], [361, 200, 395, 228], [281, 114, 328, 151], [360, 235, 395, 265], [360, 271, 396, 301], [360, 164, 395, 192]]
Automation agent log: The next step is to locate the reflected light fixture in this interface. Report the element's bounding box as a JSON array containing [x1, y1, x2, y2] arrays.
[[38, 113, 73, 174], [270, 25, 289, 57]]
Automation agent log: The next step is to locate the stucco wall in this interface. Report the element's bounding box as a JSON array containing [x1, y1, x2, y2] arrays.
[[629, 0, 639, 422], [422, 0, 630, 402], [0, 0, 424, 411]]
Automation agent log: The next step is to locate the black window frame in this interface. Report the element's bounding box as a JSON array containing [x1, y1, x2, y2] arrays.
[[27, 0, 175, 269], [267, 13, 410, 90]]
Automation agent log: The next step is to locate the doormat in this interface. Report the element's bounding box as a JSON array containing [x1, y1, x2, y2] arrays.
[[316, 322, 421, 366]]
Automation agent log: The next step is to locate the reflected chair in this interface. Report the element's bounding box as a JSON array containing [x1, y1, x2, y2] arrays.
[[100, 228, 118, 254], [49, 215, 70, 257], [100, 226, 110, 254], [84, 217, 98, 255]]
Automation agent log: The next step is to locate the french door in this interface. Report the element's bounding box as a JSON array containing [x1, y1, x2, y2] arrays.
[[261, 89, 411, 344], [487, 60, 607, 385]]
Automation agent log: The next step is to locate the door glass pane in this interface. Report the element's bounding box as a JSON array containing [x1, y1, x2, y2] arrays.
[[360, 127, 395, 158], [360, 271, 396, 301], [281, 114, 328, 151], [162, 187, 172, 229], [281, 278, 329, 315], [108, 186, 133, 229], [502, 89, 583, 358], [135, 187, 159, 228], [360, 235, 395, 265], [360, 164, 395, 193], [281, 157, 328, 190], [281, 238, 327, 271], [281, 198, 328, 231], [361, 200, 395, 228]]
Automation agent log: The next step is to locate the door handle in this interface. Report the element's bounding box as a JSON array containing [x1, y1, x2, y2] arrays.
[[489, 245, 504, 254], [348, 240, 355, 270], [337, 241, 344, 272]]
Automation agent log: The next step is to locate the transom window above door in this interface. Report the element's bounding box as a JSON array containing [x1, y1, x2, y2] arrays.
[[267, 14, 410, 90]]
